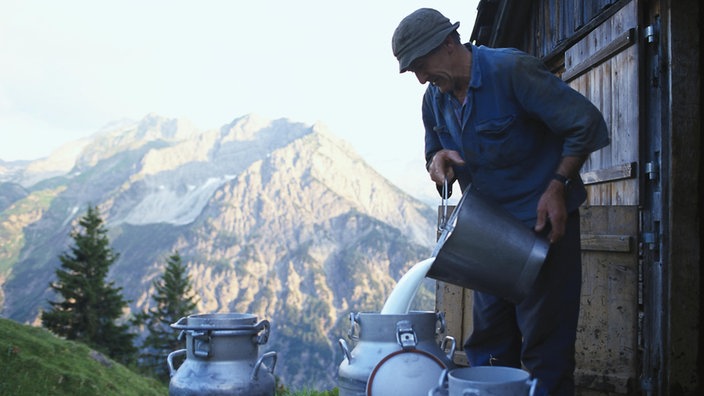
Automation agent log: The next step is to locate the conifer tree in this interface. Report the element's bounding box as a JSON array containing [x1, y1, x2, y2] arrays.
[[41, 205, 136, 364], [133, 251, 199, 381]]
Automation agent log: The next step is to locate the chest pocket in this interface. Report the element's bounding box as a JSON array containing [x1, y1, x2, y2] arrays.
[[475, 115, 538, 168]]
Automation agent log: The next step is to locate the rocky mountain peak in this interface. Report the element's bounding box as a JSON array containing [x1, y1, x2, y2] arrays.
[[0, 113, 438, 390]]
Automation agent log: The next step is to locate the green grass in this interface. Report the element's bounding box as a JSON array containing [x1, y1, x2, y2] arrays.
[[277, 387, 338, 396], [0, 318, 339, 396], [0, 187, 64, 273], [0, 318, 166, 396]]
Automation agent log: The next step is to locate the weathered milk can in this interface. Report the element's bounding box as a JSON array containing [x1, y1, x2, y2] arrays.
[[338, 311, 457, 396], [167, 313, 277, 396]]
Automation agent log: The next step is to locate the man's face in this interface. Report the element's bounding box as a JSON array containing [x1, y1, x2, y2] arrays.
[[407, 44, 452, 93]]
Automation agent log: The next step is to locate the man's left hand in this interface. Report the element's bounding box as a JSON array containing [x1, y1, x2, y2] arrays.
[[534, 180, 568, 243]]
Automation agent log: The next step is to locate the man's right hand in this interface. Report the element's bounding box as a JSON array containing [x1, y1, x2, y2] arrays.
[[428, 149, 466, 185]]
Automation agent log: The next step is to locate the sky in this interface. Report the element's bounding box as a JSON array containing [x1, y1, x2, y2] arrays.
[[0, 1, 478, 201]]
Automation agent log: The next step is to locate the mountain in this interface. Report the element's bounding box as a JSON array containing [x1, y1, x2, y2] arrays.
[[0, 113, 438, 390]]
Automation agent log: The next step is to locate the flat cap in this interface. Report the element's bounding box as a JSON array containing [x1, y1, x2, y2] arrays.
[[392, 8, 460, 73]]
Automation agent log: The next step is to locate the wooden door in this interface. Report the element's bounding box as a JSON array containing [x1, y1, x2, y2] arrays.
[[435, 1, 645, 393], [563, 1, 641, 393]]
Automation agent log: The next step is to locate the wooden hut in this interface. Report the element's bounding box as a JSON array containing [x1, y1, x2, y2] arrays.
[[435, 0, 702, 394]]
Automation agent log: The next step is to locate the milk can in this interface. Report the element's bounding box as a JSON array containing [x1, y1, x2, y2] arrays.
[[338, 311, 457, 396], [167, 313, 277, 396]]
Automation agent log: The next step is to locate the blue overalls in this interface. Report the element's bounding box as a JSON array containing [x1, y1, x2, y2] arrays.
[[422, 44, 610, 395]]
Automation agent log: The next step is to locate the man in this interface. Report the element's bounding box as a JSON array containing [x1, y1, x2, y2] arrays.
[[392, 8, 610, 396]]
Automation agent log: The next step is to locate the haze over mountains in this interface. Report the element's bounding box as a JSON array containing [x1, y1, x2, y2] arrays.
[[0, 113, 439, 389]]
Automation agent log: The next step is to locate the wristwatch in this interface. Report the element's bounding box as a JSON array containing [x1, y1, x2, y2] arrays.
[[552, 173, 571, 186]]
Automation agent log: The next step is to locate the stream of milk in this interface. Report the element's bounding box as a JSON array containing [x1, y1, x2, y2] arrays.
[[380, 257, 435, 315]]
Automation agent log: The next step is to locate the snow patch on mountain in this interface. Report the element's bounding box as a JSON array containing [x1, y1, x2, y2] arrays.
[[120, 175, 237, 225]]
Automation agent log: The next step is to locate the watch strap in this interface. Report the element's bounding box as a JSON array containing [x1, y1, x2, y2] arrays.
[[552, 173, 570, 185]]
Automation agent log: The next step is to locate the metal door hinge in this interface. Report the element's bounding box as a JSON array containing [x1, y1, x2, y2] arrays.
[[645, 161, 659, 181], [642, 224, 661, 252], [644, 25, 658, 44]]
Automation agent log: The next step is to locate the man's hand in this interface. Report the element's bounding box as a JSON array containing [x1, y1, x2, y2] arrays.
[[428, 149, 466, 185], [534, 180, 568, 243]]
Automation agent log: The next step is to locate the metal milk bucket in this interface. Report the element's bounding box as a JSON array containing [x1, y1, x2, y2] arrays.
[[429, 186, 550, 304], [167, 313, 277, 396], [429, 367, 538, 396], [337, 311, 457, 396]]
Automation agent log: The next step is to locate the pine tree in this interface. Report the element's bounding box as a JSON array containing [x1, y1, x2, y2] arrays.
[[133, 251, 199, 381], [41, 205, 137, 364]]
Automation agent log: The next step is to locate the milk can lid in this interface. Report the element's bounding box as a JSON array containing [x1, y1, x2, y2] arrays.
[[171, 313, 260, 330]]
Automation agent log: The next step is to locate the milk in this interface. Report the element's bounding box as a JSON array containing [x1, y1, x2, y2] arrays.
[[380, 257, 435, 315]]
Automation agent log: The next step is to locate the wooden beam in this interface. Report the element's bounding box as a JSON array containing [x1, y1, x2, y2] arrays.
[[563, 28, 636, 82], [541, 0, 632, 67], [581, 234, 633, 252], [581, 162, 637, 185]]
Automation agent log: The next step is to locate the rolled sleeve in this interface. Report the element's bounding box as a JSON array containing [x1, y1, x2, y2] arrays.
[[511, 55, 610, 157]]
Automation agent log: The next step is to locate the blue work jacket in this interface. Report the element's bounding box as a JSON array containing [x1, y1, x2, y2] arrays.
[[423, 44, 610, 223]]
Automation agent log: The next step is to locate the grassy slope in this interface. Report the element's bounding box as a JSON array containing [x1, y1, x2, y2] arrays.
[[0, 318, 338, 396], [0, 318, 166, 396]]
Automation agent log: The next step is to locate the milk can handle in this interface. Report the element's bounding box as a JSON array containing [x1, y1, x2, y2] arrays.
[[347, 312, 360, 341], [441, 336, 456, 361], [436, 311, 447, 334], [167, 349, 187, 377], [254, 320, 271, 345], [528, 378, 538, 396], [171, 316, 188, 328], [338, 338, 352, 363], [250, 351, 278, 381]]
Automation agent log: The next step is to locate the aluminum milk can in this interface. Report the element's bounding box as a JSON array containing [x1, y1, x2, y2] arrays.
[[167, 313, 277, 396], [337, 311, 456, 396]]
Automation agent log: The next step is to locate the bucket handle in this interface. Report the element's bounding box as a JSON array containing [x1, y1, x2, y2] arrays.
[[250, 351, 277, 381], [166, 349, 187, 377], [438, 179, 451, 232], [459, 377, 538, 396], [338, 338, 352, 363], [528, 378, 538, 396], [427, 368, 449, 396], [440, 336, 456, 361]]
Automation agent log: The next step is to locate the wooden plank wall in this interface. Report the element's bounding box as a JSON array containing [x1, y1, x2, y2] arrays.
[[527, 0, 621, 58], [564, 0, 639, 206], [434, 280, 471, 366], [564, 2, 641, 393], [576, 206, 639, 394]]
